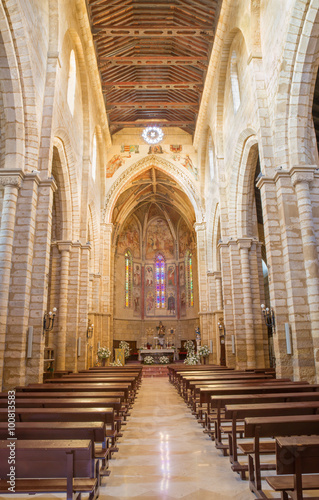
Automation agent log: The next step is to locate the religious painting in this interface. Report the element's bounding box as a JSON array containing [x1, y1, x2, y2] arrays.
[[121, 145, 139, 154], [170, 145, 182, 153], [148, 145, 164, 154], [167, 290, 176, 315], [133, 263, 141, 286], [146, 218, 174, 259], [178, 219, 194, 258], [180, 288, 186, 316], [133, 288, 140, 316], [106, 154, 125, 178], [145, 265, 153, 286], [167, 264, 176, 286], [117, 217, 140, 257], [146, 290, 155, 316], [179, 262, 185, 286], [181, 154, 198, 180]]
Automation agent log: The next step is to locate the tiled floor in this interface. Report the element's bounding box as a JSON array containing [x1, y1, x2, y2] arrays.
[[98, 377, 256, 500]]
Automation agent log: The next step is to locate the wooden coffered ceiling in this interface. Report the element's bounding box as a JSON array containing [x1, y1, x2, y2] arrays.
[[86, 0, 222, 137]]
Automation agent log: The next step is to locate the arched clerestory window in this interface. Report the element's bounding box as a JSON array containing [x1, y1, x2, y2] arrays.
[[125, 250, 133, 307], [230, 50, 241, 114], [155, 253, 166, 309], [67, 50, 76, 115], [185, 250, 194, 307]]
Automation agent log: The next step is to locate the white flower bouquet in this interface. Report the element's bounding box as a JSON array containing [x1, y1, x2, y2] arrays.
[[144, 355, 155, 364], [184, 353, 199, 365], [97, 346, 111, 359], [110, 360, 123, 366], [159, 356, 170, 364], [198, 345, 210, 357], [184, 340, 195, 353], [119, 340, 131, 358]]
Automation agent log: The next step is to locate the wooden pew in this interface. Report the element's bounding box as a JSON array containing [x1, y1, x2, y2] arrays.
[[0, 439, 99, 500], [244, 414, 319, 499], [45, 376, 137, 395], [266, 436, 319, 500], [224, 400, 319, 478], [0, 421, 111, 477]]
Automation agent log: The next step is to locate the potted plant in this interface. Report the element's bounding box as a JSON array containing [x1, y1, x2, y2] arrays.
[[144, 355, 155, 365], [119, 340, 131, 359], [159, 355, 170, 364], [97, 346, 111, 366], [198, 345, 210, 364], [184, 353, 200, 365]]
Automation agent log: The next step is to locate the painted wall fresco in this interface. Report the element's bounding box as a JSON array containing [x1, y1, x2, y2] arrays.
[[117, 217, 140, 257], [178, 219, 194, 258], [146, 218, 174, 259]]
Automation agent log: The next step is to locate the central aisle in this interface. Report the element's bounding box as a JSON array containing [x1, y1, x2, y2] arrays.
[[100, 377, 255, 500]]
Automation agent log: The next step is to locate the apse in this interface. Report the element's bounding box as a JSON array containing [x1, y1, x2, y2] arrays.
[[112, 167, 199, 348]]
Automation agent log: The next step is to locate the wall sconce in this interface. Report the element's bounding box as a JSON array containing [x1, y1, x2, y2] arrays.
[[87, 319, 94, 339], [218, 321, 225, 336], [43, 307, 57, 335], [261, 303, 275, 331]]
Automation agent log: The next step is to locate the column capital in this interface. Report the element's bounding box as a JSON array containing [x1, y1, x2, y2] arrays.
[[40, 176, 58, 192], [56, 240, 72, 253], [194, 221, 206, 232], [102, 222, 114, 234], [213, 271, 222, 279], [290, 166, 316, 187], [0, 169, 24, 188], [237, 237, 255, 250]]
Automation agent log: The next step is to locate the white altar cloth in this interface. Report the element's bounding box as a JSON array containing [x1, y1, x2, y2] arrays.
[[138, 348, 177, 361]]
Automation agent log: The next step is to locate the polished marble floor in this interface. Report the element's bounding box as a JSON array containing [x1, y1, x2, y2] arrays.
[[99, 377, 256, 500]]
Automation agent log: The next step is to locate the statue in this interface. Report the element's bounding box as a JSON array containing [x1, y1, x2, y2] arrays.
[[156, 321, 166, 348]]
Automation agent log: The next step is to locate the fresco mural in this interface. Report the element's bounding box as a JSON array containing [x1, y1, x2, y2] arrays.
[[167, 264, 176, 286], [145, 265, 153, 286], [178, 219, 194, 258], [133, 263, 141, 286], [146, 218, 174, 259], [167, 290, 176, 314], [133, 288, 140, 315], [180, 288, 186, 316], [146, 290, 155, 316], [179, 262, 185, 286], [117, 217, 140, 257]]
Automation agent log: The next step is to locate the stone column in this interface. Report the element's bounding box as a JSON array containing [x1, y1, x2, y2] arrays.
[[194, 222, 208, 343], [55, 241, 71, 371], [101, 223, 114, 349], [77, 243, 91, 371], [214, 271, 223, 311], [238, 238, 256, 368], [0, 171, 23, 387], [291, 167, 319, 380]]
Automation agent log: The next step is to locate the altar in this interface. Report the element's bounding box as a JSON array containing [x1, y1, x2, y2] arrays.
[[138, 349, 177, 363]]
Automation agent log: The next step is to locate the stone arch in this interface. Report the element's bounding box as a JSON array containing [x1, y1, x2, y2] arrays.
[[0, 2, 25, 171], [216, 27, 247, 155], [226, 128, 258, 236], [52, 134, 80, 240], [236, 137, 260, 238], [104, 155, 204, 224], [274, 0, 319, 167]]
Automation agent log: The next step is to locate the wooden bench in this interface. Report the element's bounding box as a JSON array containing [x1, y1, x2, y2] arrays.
[[0, 439, 99, 500], [224, 400, 319, 479], [0, 420, 111, 477], [266, 436, 319, 500], [244, 415, 319, 499]]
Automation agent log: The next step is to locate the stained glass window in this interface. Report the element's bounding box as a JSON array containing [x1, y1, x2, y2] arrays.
[[186, 251, 194, 307], [125, 251, 132, 307], [156, 254, 166, 308]]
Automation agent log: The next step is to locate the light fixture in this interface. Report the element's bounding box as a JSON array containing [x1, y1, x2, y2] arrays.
[[142, 126, 164, 145], [43, 307, 57, 335], [261, 303, 275, 330], [218, 321, 225, 335], [87, 319, 94, 339]]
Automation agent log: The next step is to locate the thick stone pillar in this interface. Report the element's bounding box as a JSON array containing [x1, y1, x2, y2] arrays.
[[194, 222, 208, 343], [214, 271, 223, 311], [65, 242, 81, 372], [0, 171, 23, 388], [101, 223, 113, 349], [291, 167, 319, 381], [238, 238, 256, 368], [55, 241, 71, 371], [77, 243, 91, 371]]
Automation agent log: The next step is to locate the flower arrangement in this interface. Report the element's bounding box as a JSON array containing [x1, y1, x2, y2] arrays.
[[184, 353, 199, 365], [110, 360, 123, 367], [184, 340, 195, 353], [159, 356, 170, 364], [198, 345, 210, 357], [119, 340, 131, 358], [97, 346, 111, 359], [144, 355, 155, 364]]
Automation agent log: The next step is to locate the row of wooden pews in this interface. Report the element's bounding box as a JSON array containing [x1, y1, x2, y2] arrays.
[[169, 364, 319, 500], [0, 365, 142, 500]]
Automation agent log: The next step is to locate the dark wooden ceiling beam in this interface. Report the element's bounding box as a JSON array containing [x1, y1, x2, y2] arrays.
[[92, 27, 214, 38], [109, 121, 194, 127], [106, 101, 199, 109], [102, 81, 202, 90]]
